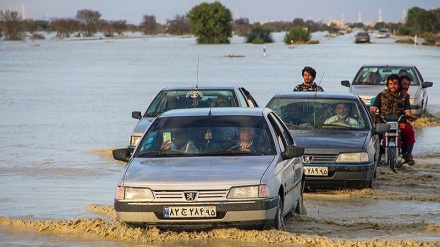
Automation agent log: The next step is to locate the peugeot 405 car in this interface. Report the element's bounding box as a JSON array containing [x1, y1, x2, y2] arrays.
[[266, 93, 389, 189], [127, 85, 258, 151], [341, 64, 433, 117], [112, 107, 305, 230]]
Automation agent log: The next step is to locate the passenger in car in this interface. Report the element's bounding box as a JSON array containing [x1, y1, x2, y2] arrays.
[[281, 103, 305, 125], [324, 103, 359, 127], [160, 129, 199, 153], [164, 96, 177, 111], [213, 95, 231, 107], [362, 71, 381, 84]]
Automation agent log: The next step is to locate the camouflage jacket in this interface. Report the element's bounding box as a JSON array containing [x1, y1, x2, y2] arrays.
[[373, 89, 408, 122], [293, 83, 324, 92]]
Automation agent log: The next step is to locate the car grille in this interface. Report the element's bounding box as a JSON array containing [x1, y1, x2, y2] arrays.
[[153, 190, 228, 202], [303, 155, 337, 163]]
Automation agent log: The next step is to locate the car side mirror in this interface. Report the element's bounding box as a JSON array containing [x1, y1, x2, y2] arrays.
[[373, 123, 390, 135], [341, 80, 350, 87], [284, 145, 305, 159], [422, 81, 433, 88], [112, 148, 131, 162], [132, 111, 142, 119]]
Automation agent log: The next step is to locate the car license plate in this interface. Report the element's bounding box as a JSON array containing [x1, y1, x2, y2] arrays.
[[163, 206, 216, 218], [304, 166, 328, 176]]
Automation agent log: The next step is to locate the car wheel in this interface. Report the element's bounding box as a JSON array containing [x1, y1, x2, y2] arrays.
[[295, 180, 305, 214], [273, 197, 284, 230], [368, 168, 376, 189]]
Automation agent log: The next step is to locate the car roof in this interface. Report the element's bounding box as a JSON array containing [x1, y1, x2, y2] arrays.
[[160, 85, 240, 91], [360, 64, 416, 68], [159, 107, 270, 118], [269, 92, 361, 101]]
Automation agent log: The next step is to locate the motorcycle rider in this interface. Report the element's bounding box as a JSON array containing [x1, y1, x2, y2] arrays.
[[370, 74, 417, 166]]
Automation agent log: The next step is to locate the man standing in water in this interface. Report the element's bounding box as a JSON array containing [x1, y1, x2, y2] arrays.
[[293, 66, 324, 92]]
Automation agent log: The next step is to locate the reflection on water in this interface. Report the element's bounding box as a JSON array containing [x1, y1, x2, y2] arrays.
[[1, 32, 439, 245]]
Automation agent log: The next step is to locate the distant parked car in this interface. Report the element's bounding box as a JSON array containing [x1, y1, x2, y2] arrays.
[[126, 85, 259, 151], [341, 64, 433, 117], [376, 29, 390, 38], [355, 32, 370, 43], [266, 92, 389, 189], [113, 107, 305, 230]]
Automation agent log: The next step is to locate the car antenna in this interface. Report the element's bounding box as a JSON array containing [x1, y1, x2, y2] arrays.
[[314, 72, 325, 97], [195, 55, 199, 89]]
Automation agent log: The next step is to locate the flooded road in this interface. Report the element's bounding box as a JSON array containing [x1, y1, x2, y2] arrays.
[[0, 31, 439, 246]]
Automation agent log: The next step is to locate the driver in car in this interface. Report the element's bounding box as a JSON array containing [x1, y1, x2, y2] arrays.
[[324, 103, 359, 127]]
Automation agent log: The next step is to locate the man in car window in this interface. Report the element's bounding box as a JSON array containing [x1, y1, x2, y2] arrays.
[[160, 129, 199, 153], [324, 103, 359, 127], [282, 103, 304, 125], [293, 66, 324, 92], [214, 95, 230, 107]]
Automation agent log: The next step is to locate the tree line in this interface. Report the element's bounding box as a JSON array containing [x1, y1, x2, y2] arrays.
[[1, 2, 439, 44]]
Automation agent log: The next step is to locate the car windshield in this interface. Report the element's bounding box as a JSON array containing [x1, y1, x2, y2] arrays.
[[144, 89, 238, 117], [352, 66, 419, 85], [134, 115, 276, 157], [267, 98, 368, 130]]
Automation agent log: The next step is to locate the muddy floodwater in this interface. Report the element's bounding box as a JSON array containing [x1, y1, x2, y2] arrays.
[[1, 32, 439, 246]]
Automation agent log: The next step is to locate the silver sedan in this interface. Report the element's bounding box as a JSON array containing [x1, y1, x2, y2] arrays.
[[113, 108, 305, 230]]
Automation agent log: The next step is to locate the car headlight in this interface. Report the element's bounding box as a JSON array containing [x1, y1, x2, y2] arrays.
[[116, 187, 154, 201], [336, 152, 369, 163], [227, 185, 269, 199], [130, 135, 141, 147]]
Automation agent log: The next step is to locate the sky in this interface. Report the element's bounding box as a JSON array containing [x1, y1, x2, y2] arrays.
[[1, 0, 439, 25]]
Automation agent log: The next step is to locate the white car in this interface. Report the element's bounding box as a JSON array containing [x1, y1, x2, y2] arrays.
[[376, 29, 390, 38], [341, 64, 433, 117], [113, 108, 305, 230], [126, 85, 259, 151]]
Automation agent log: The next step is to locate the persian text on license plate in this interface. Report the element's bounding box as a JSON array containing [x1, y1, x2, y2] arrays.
[[164, 206, 216, 218], [304, 166, 328, 176]]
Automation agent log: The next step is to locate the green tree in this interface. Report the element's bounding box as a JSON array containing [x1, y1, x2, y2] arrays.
[[283, 26, 311, 44], [245, 25, 273, 44], [187, 1, 233, 44]]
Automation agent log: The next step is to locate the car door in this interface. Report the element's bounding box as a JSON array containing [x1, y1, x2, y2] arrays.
[[238, 87, 259, 107], [267, 112, 300, 213]]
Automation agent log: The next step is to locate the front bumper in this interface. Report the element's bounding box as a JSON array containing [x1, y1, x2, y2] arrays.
[[304, 162, 375, 188], [114, 197, 279, 228]]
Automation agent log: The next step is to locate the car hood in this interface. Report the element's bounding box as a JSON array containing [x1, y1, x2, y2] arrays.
[[132, 117, 155, 135], [293, 130, 368, 154], [121, 156, 276, 188]]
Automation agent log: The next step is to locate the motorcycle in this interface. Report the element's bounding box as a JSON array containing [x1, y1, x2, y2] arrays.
[[381, 115, 407, 172]]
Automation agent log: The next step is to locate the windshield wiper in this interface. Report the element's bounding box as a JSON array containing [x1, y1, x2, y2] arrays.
[[134, 150, 192, 157], [320, 124, 358, 130]]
